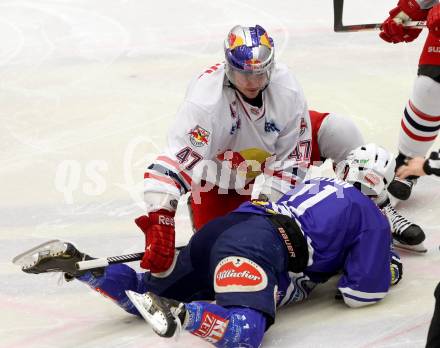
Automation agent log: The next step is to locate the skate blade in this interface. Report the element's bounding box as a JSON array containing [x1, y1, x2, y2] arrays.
[[125, 290, 168, 336], [393, 240, 427, 253], [12, 240, 68, 270]]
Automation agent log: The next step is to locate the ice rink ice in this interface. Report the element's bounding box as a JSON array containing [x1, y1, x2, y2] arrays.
[[1, 0, 440, 347]]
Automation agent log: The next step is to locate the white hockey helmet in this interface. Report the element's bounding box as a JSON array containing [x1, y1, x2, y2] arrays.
[[335, 143, 396, 196], [224, 24, 275, 85]]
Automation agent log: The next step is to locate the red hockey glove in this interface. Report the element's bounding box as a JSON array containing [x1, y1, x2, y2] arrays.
[[135, 210, 175, 273], [380, 0, 428, 43], [428, 4, 440, 38]]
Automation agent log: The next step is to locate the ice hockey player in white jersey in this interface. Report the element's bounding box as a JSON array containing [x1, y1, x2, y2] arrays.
[[379, 0, 440, 200], [136, 24, 312, 273], [309, 110, 426, 252]]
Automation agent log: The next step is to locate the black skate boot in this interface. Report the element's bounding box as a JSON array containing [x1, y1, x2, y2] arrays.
[[12, 240, 103, 278], [383, 203, 427, 253], [387, 153, 418, 200], [126, 290, 187, 338]]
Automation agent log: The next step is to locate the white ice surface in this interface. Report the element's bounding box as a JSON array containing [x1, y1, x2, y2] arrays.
[[1, 0, 440, 347]]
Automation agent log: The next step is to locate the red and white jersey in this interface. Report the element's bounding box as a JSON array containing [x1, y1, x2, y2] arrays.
[[144, 63, 311, 211]]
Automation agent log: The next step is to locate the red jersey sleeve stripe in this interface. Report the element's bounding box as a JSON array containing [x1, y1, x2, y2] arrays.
[[144, 172, 182, 190], [157, 155, 193, 185]]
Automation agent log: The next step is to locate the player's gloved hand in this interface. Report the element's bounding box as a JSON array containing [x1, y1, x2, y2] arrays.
[[424, 150, 440, 176], [428, 4, 440, 38], [379, 0, 427, 43], [135, 210, 175, 273], [390, 251, 403, 285]]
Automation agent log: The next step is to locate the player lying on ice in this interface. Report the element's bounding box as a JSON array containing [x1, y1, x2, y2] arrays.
[[17, 144, 403, 348]]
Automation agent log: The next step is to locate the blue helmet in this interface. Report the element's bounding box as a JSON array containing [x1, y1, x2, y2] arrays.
[[224, 24, 275, 83]]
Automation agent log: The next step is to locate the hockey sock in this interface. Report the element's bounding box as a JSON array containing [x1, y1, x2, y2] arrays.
[[78, 264, 148, 316], [184, 302, 266, 348], [399, 76, 440, 158]]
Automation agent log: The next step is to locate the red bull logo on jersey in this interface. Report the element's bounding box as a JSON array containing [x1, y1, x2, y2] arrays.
[[189, 125, 210, 147], [217, 148, 271, 179], [214, 256, 268, 293]]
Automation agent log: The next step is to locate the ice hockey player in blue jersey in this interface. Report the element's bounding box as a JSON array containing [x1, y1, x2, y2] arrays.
[[16, 144, 402, 348]]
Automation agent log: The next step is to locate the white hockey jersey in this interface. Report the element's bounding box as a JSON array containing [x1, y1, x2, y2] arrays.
[[144, 63, 311, 211]]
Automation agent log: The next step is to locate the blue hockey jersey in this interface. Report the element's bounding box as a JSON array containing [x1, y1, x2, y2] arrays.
[[236, 177, 393, 308]]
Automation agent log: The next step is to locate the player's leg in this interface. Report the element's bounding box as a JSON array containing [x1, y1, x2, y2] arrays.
[[190, 182, 252, 231], [426, 282, 440, 348], [127, 291, 267, 348], [17, 239, 214, 316], [190, 214, 283, 346], [16, 240, 148, 315], [83, 229, 227, 314], [128, 213, 283, 347], [389, 32, 440, 200], [78, 264, 148, 315], [83, 213, 267, 317]]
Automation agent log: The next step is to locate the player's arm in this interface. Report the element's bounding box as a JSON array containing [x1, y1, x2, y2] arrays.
[[137, 101, 216, 273], [379, 0, 434, 43], [337, 210, 394, 308], [428, 3, 440, 37], [259, 93, 312, 201], [317, 113, 365, 164]]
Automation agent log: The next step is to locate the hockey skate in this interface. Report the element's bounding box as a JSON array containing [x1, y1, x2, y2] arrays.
[[12, 239, 102, 278], [387, 153, 417, 201], [126, 290, 187, 338], [383, 203, 427, 253], [387, 176, 417, 201]]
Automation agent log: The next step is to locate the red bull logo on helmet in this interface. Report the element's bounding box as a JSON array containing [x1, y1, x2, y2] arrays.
[[259, 31, 272, 49], [227, 32, 244, 50]]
